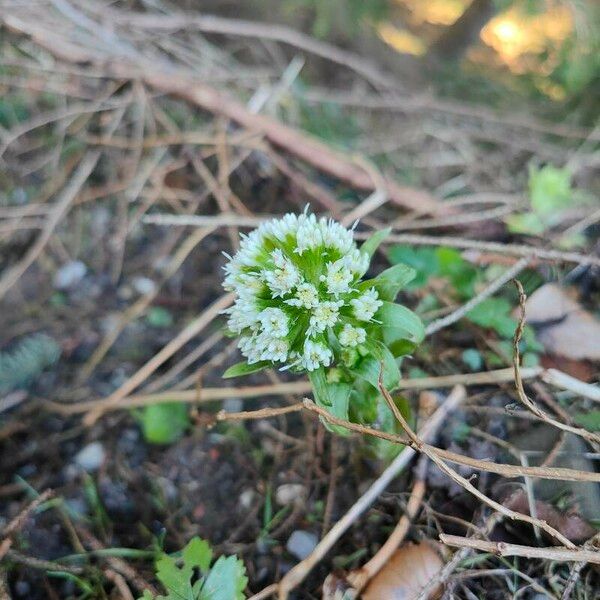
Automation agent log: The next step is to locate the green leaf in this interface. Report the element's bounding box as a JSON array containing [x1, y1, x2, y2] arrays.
[[141, 402, 189, 445], [309, 369, 352, 435], [574, 411, 600, 432], [360, 263, 416, 302], [506, 212, 546, 235], [378, 301, 425, 345], [529, 165, 572, 216], [352, 341, 400, 392], [223, 361, 270, 379], [147, 307, 174, 328], [155, 554, 194, 600], [199, 556, 247, 600], [359, 227, 391, 259], [183, 537, 212, 574], [368, 393, 410, 461], [387, 245, 438, 288]]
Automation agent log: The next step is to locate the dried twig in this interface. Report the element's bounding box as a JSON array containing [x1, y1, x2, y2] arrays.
[[512, 280, 600, 445], [347, 456, 429, 592], [425, 257, 531, 335], [82, 293, 234, 425], [275, 386, 467, 600], [439, 535, 600, 564]]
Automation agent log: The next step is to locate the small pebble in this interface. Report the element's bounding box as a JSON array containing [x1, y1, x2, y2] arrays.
[[275, 483, 306, 507], [74, 442, 105, 472], [132, 276, 157, 295], [286, 530, 318, 560], [223, 397, 243, 413], [239, 488, 256, 509], [53, 260, 87, 290]]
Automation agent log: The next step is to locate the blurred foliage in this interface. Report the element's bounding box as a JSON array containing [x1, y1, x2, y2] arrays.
[[0, 333, 60, 394], [284, 0, 389, 38], [506, 164, 594, 245], [138, 402, 190, 445], [388, 245, 542, 365]]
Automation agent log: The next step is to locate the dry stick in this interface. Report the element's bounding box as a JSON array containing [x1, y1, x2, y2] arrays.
[[302, 401, 600, 483], [142, 213, 599, 267], [378, 381, 575, 548], [275, 386, 467, 600], [215, 404, 303, 422], [561, 532, 600, 600], [78, 225, 216, 380], [512, 280, 600, 445], [347, 456, 429, 592], [425, 257, 531, 335], [142, 330, 224, 394], [439, 535, 600, 565], [0, 151, 100, 301], [82, 293, 234, 426], [376, 233, 600, 267], [96, 9, 398, 92], [0, 489, 54, 561], [541, 369, 600, 404]]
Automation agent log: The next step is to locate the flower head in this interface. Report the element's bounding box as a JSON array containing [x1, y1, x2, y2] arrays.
[[223, 210, 379, 373]]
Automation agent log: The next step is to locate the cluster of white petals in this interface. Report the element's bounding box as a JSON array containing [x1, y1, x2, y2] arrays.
[[223, 210, 381, 372]]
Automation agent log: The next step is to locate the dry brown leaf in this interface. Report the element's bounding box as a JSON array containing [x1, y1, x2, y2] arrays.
[[362, 542, 443, 600], [505, 490, 596, 543], [525, 284, 600, 361]]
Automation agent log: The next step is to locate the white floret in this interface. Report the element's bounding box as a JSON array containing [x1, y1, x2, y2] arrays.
[[263, 250, 300, 297], [284, 282, 319, 308], [295, 213, 323, 255], [338, 324, 367, 347], [350, 288, 383, 322], [238, 334, 262, 364], [321, 259, 354, 296], [258, 307, 289, 338], [343, 248, 370, 277], [300, 339, 333, 371], [258, 334, 289, 363], [307, 300, 343, 335], [319, 218, 355, 254]]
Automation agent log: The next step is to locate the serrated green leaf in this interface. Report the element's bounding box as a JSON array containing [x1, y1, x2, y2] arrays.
[[155, 554, 194, 600], [360, 263, 416, 302], [378, 302, 425, 345], [223, 361, 270, 379], [359, 227, 391, 259], [199, 556, 247, 600], [387, 245, 438, 288], [182, 538, 212, 575]]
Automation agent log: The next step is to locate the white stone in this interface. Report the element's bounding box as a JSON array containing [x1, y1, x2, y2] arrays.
[[276, 483, 306, 506], [54, 261, 87, 290], [74, 442, 105, 472], [132, 276, 156, 296], [286, 530, 318, 560]]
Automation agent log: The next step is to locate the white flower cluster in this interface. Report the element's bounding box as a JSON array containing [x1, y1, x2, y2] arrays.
[[223, 211, 382, 372]]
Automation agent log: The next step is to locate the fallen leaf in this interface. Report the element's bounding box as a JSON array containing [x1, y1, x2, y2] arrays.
[[525, 284, 600, 361], [362, 542, 443, 600], [505, 490, 596, 543]]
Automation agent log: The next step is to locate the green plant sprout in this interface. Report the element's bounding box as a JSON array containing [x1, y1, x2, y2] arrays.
[[221, 209, 424, 457], [139, 537, 247, 600]]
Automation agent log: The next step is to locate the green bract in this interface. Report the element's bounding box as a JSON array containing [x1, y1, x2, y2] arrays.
[[222, 210, 424, 448]]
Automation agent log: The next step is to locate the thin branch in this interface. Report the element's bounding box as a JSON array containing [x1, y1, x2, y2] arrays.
[[439, 535, 600, 564], [425, 257, 531, 335]]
